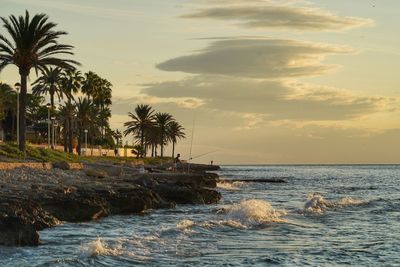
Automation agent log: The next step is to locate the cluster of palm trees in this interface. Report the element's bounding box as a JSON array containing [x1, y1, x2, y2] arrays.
[[0, 11, 115, 153], [33, 69, 114, 154], [124, 104, 186, 158]]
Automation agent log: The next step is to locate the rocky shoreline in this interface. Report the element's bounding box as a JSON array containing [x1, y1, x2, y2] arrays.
[[0, 163, 221, 246]]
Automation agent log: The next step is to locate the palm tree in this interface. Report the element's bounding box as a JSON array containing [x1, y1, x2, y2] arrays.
[[59, 102, 75, 152], [0, 11, 79, 152], [113, 129, 123, 148], [154, 112, 174, 157], [32, 67, 64, 108], [81, 71, 100, 101], [124, 104, 154, 158], [61, 68, 83, 152], [167, 121, 186, 158], [76, 97, 93, 155]]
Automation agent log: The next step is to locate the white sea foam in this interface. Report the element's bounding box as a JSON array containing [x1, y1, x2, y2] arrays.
[[217, 181, 245, 190], [81, 238, 121, 257], [214, 199, 287, 228], [176, 219, 196, 230], [303, 193, 366, 214]]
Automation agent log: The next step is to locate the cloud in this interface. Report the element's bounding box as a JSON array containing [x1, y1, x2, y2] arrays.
[[157, 38, 351, 79], [182, 2, 373, 31], [141, 76, 388, 121]]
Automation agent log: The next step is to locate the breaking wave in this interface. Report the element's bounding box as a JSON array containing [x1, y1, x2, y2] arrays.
[[303, 193, 367, 215], [80, 238, 121, 257], [217, 181, 245, 190], [213, 199, 287, 228]]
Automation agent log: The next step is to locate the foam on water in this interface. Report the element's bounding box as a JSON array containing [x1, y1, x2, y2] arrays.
[[176, 219, 196, 230], [81, 238, 121, 257], [303, 193, 366, 214], [217, 181, 244, 190], [219, 199, 287, 228]]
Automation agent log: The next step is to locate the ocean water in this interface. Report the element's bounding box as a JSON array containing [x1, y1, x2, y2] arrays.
[[1, 165, 400, 266]]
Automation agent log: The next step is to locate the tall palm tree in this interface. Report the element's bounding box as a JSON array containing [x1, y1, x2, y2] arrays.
[[154, 112, 174, 157], [32, 67, 64, 108], [76, 97, 93, 155], [113, 129, 122, 148], [59, 102, 75, 152], [167, 121, 186, 158], [124, 104, 154, 158], [81, 71, 100, 101], [0, 11, 79, 152], [61, 68, 83, 152]]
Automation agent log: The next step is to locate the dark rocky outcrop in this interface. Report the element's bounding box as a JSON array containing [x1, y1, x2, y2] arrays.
[[0, 165, 220, 247]]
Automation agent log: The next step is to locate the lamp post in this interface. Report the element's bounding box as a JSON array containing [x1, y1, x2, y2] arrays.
[[51, 116, 55, 149], [84, 129, 88, 156], [14, 83, 21, 145], [46, 103, 51, 148]]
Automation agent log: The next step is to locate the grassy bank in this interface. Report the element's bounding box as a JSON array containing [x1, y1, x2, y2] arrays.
[[0, 142, 171, 164]]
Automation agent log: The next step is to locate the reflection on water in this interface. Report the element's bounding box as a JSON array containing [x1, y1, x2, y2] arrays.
[[1, 165, 400, 266]]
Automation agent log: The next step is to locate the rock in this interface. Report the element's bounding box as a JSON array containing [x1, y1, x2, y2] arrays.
[[0, 217, 39, 246], [153, 184, 221, 205], [52, 161, 71, 170], [85, 164, 123, 177], [85, 168, 107, 178], [0, 166, 220, 247]]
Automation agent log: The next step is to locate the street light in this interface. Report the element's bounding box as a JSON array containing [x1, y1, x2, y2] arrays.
[[14, 83, 21, 145], [51, 116, 55, 149], [84, 129, 88, 156], [46, 103, 51, 148]]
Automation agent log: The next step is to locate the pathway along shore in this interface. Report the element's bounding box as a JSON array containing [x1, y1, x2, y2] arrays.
[[0, 162, 221, 246]]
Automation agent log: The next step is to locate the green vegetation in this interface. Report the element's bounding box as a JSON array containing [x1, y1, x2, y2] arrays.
[[0, 11, 186, 162], [124, 104, 186, 158], [0, 142, 172, 164], [0, 11, 79, 152]]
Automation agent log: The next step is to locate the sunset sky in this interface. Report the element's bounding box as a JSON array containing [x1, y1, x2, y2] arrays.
[[1, 0, 400, 164]]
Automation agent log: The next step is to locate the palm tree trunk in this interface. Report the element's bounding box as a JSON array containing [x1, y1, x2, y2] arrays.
[[68, 115, 73, 153], [160, 131, 164, 157], [172, 141, 175, 158], [63, 119, 68, 152], [77, 130, 82, 155], [140, 128, 144, 158], [18, 73, 27, 152]]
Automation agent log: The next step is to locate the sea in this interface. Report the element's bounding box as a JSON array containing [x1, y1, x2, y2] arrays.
[[1, 165, 399, 266]]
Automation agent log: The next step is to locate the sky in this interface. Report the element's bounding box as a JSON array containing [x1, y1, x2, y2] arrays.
[[1, 0, 400, 164]]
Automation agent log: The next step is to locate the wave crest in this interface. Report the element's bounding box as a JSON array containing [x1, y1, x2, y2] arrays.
[[303, 193, 366, 214], [81, 238, 121, 257], [217, 181, 244, 190], [221, 199, 286, 228]]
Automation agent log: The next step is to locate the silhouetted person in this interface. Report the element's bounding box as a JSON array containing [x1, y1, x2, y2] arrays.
[[173, 153, 182, 172]]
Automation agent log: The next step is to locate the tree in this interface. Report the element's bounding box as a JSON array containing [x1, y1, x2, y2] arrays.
[[124, 104, 154, 158], [167, 121, 186, 158], [61, 68, 83, 153], [76, 97, 93, 155], [0, 11, 79, 152], [154, 112, 174, 157], [32, 67, 64, 108], [113, 129, 123, 148]]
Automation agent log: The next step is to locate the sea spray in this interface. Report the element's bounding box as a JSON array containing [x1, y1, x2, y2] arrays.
[[217, 181, 245, 190], [303, 193, 366, 214], [176, 219, 196, 230], [80, 238, 121, 257], [215, 199, 287, 228]]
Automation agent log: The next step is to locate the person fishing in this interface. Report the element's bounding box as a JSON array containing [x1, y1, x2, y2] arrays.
[[173, 153, 182, 172]]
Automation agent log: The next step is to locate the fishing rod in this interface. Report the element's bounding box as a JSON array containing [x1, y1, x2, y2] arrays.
[[188, 150, 219, 161]]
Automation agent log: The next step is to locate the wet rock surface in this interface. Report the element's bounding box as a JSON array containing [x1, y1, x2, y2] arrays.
[[0, 165, 220, 247]]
